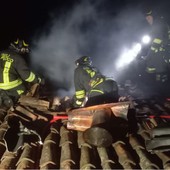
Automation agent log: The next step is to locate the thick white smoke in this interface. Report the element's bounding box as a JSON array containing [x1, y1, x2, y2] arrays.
[[30, 0, 151, 97]]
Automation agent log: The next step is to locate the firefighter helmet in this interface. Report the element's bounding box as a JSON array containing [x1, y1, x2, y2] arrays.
[[10, 38, 30, 54], [75, 56, 92, 66], [146, 10, 152, 16], [144, 8, 157, 18]]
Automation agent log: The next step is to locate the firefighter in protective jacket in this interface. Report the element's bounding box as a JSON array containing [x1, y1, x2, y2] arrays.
[[73, 56, 119, 108], [0, 39, 40, 107], [145, 10, 170, 83]]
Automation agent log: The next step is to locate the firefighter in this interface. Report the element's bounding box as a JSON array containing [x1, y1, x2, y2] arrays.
[[73, 56, 119, 108], [0, 38, 41, 108], [145, 10, 170, 84]]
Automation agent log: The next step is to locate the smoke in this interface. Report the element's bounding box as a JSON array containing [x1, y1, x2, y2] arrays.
[[30, 0, 149, 97]]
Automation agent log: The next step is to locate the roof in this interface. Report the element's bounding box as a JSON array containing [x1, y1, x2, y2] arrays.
[[0, 94, 170, 169]]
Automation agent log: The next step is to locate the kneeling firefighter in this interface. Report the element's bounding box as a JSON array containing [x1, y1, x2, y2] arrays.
[[73, 56, 119, 108], [0, 39, 41, 108]]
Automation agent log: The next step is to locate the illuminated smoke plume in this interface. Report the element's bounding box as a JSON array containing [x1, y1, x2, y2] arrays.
[[30, 0, 159, 97]]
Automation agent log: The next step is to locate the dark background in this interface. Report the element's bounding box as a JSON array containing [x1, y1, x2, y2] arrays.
[[0, 0, 80, 48], [1, 0, 169, 49]]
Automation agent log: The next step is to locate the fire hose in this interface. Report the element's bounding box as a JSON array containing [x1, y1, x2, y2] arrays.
[[50, 115, 68, 123], [136, 115, 170, 119], [51, 113, 170, 123]]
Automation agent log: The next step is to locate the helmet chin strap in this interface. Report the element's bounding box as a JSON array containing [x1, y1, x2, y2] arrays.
[[20, 48, 26, 53], [20, 48, 30, 54], [10, 43, 29, 54]]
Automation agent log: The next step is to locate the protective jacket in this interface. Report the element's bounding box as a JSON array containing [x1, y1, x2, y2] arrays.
[[146, 16, 170, 75], [0, 49, 39, 101], [74, 65, 118, 107]]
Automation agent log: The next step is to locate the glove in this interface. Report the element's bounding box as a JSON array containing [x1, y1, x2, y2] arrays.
[[0, 90, 13, 108], [37, 77, 45, 85], [38, 77, 41, 83], [141, 55, 147, 60]]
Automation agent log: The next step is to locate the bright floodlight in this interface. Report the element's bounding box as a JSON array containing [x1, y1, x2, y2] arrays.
[[142, 35, 151, 44], [133, 43, 142, 53], [116, 43, 142, 69]]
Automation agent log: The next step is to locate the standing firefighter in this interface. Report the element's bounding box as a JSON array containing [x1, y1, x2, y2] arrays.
[[0, 38, 41, 108], [73, 56, 119, 108], [145, 10, 170, 83]]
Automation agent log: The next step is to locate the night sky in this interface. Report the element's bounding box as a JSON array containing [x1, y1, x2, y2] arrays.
[[1, 0, 168, 48], [0, 0, 83, 48], [1, 0, 170, 96]]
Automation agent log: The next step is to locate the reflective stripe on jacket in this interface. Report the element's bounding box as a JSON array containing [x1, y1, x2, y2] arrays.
[[74, 65, 106, 107], [0, 49, 38, 90]]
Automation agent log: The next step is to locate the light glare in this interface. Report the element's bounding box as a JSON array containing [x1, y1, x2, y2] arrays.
[[142, 35, 151, 44], [116, 43, 141, 69]]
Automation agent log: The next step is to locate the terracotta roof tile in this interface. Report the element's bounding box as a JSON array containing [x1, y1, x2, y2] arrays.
[[0, 97, 170, 169]]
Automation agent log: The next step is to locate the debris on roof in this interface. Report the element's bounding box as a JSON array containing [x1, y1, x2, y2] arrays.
[[0, 86, 170, 169]]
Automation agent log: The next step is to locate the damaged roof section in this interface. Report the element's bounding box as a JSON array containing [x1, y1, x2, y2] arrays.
[[0, 92, 170, 169]]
